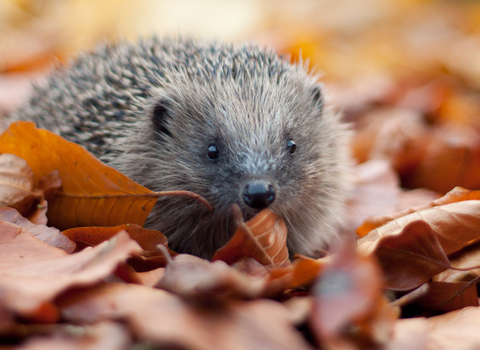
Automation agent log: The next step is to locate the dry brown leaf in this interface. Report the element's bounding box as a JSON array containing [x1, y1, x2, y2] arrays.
[[426, 306, 480, 350], [359, 220, 450, 290], [404, 123, 480, 193], [358, 200, 480, 257], [62, 224, 169, 251], [357, 186, 480, 237], [137, 267, 165, 287], [289, 255, 327, 289], [17, 322, 131, 350], [417, 281, 479, 312], [435, 242, 480, 283], [212, 206, 290, 267], [0, 153, 42, 216], [63, 224, 179, 271], [384, 318, 427, 350], [310, 241, 396, 348], [0, 207, 75, 253], [0, 122, 162, 229], [59, 283, 314, 350], [343, 160, 401, 234], [0, 223, 141, 317], [157, 254, 270, 301]]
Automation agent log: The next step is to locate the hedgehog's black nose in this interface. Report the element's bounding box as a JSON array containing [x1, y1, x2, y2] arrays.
[[242, 180, 275, 210]]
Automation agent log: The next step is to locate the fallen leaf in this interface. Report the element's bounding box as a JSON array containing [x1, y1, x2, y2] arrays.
[[0, 122, 195, 230], [384, 318, 427, 350], [17, 322, 131, 350], [157, 254, 269, 301], [357, 186, 480, 237], [0, 207, 75, 253], [59, 283, 314, 350], [343, 159, 401, 234], [404, 123, 480, 193], [0, 153, 42, 216], [212, 206, 290, 267], [137, 267, 165, 287], [358, 220, 450, 290], [417, 281, 479, 312], [426, 306, 480, 350], [358, 201, 480, 257], [0, 223, 142, 317], [62, 224, 169, 251], [310, 241, 396, 348], [63, 224, 177, 271], [434, 242, 480, 283]]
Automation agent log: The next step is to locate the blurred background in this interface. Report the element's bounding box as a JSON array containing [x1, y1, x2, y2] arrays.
[[1, 0, 480, 200]]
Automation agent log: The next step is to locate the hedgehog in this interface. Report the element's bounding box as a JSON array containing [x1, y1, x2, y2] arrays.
[[4, 37, 351, 259]]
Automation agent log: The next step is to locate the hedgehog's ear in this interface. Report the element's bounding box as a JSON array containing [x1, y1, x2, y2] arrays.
[[152, 97, 173, 137], [310, 84, 324, 111]]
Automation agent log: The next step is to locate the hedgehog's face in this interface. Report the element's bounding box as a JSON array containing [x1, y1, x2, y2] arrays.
[[146, 75, 347, 257]]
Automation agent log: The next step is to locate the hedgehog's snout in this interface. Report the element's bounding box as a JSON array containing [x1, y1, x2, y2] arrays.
[[242, 180, 275, 210]]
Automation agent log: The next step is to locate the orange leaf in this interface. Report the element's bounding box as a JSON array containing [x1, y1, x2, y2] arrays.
[[358, 200, 480, 257], [59, 283, 313, 350], [417, 281, 479, 312], [212, 206, 290, 267], [0, 221, 142, 316], [0, 122, 157, 229], [63, 224, 168, 251], [357, 186, 480, 237], [157, 254, 269, 301], [359, 220, 450, 290], [310, 241, 396, 348], [63, 224, 176, 271], [0, 207, 75, 253], [0, 153, 42, 216]]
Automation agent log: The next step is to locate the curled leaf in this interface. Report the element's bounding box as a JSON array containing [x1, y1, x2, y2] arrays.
[[212, 206, 290, 268]]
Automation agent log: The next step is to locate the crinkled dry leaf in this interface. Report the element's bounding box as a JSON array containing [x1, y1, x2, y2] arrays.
[[358, 220, 450, 290], [310, 242, 396, 348], [357, 187, 479, 237], [63, 224, 177, 271], [0, 153, 42, 216], [417, 281, 479, 312], [0, 122, 158, 230], [212, 206, 290, 267], [358, 201, 480, 257], [157, 254, 269, 301], [384, 318, 427, 350], [434, 242, 480, 283], [426, 306, 480, 350], [0, 207, 75, 253], [0, 224, 141, 317], [404, 124, 480, 193], [343, 160, 401, 234], [288, 255, 327, 289], [59, 283, 314, 350], [18, 322, 131, 350], [62, 224, 169, 251]]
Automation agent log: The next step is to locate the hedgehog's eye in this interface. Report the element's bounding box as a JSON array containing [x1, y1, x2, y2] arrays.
[[287, 139, 296, 155], [207, 143, 219, 160]]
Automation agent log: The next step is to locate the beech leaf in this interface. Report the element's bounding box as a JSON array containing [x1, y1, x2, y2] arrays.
[[359, 220, 451, 290], [0, 153, 42, 216], [358, 201, 480, 257], [157, 254, 268, 301], [212, 206, 290, 267], [0, 222, 142, 316], [0, 122, 209, 230], [357, 187, 480, 237], [59, 283, 313, 350], [310, 241, 396, 348], [0, 207, 75, 253]]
